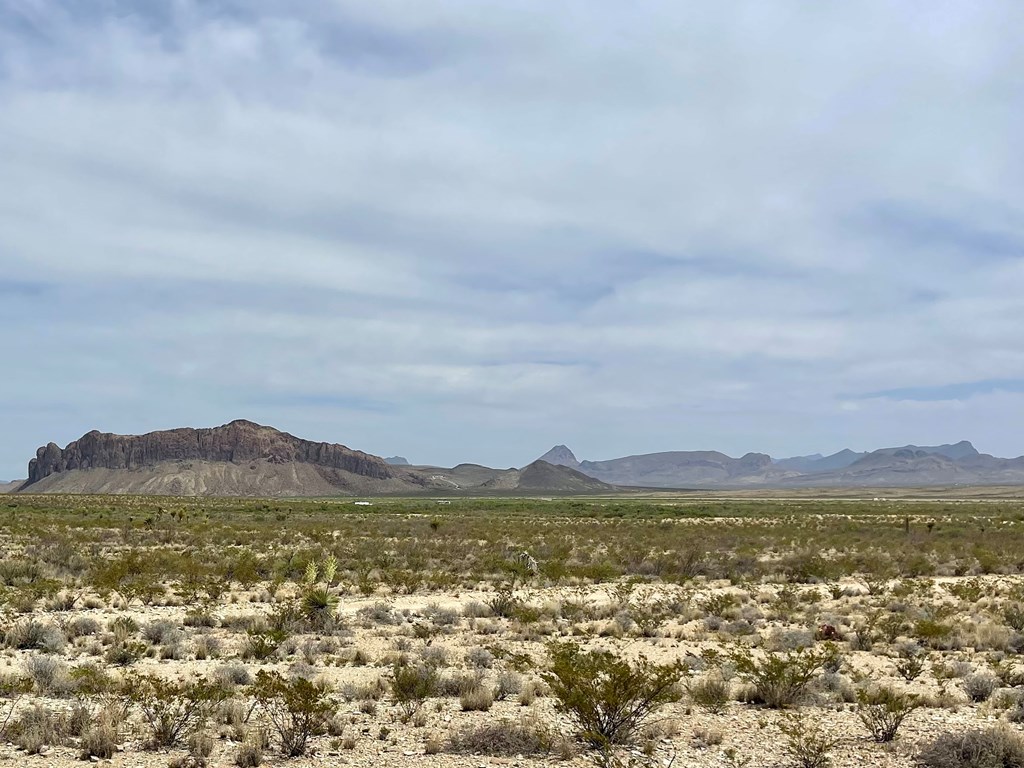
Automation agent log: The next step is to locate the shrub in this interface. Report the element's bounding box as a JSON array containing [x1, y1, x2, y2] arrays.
[[438, 670, 484, 698], [541, 641, 682, 749], [243, 627, 289, 660], [24, 654, 71, 696], [447, 716, 563, 756], [779, 715, 840, 768], [391, 663, 438, 717], [460, 685, 494, 711], [122, 673, 227, 748], [495, 670, 523, 700], [214, 663, 253, 689], [7, 703, 70, 754], [687, 674, 730, 714], [962, 673, 998, 703], [918, 726, 1024, 768], [235, 740, 264, 767], [856, 685, 920, 742], [79, 710, 120, 760], [67, 616, 102, 638], [0, 674, 33, 739], [3, 620, 66, 653], [730, 646, 832, 709], [251, 670, 335, 757], [466, 647, 495, 669]]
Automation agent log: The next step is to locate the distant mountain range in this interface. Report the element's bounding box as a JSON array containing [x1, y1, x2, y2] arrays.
[[8, 421, 613, 497], [535, 440, 1024, 488], [5, 422, 1024, 496]]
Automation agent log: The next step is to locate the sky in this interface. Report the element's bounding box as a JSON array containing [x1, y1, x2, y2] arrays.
[[1, 1, 1023, 478]]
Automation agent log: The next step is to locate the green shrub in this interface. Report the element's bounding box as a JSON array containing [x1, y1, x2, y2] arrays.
[[391, 663, 438, 716], [856, 685, 920, 742], [251, 670, 335, 757], [300, 587, 339, 630], [730, 646, 833, 709], [541, 641, 682, 748], [779, 715, 840, 768], [122, 673, 227, 748]]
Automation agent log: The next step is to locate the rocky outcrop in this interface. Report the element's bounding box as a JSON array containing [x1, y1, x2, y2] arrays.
[[25, 420, 394, 487]]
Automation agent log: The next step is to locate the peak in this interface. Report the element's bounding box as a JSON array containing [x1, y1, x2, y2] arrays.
[[222, 419, 268, 430], [536, 444, 580, 468]]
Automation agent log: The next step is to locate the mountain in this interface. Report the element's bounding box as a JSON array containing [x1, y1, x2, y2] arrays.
[[479, 461, 614, 493], [537, 440, 1024, 488], [0, 480, 24, 494], [875, 441, 980, 461], [20, 420, 422, 496], [576, 450, 787, 487], [385, 456, 410, 466], [535, 445, 580, 468], [775, 449, 866, 473], [15, 421, 618, 497]]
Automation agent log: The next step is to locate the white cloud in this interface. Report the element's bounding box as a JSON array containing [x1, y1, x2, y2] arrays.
[[1, 1, 1023, 475]]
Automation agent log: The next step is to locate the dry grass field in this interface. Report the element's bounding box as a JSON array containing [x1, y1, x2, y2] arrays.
[[4, 493, 1024, 767]]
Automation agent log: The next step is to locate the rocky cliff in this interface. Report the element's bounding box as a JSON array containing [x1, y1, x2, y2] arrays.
[[25, 420, 394, 488]]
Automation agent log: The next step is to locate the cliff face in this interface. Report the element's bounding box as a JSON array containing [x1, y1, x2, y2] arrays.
[[26, 420, 394, 486]]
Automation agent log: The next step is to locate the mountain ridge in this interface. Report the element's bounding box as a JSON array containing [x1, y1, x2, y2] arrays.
[[16, 422, 614, 497], [533, 440, 1024, 488]]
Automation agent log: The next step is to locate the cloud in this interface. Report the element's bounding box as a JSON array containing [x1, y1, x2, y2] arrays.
[[861, 379, 1024, 403], [1, 2, 1023, 476]]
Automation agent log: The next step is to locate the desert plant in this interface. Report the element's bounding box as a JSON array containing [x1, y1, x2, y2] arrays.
[[79, 709, 120, 760], [460, 685, 494, 711], [250, 670, 335, 757], [391, 662, 438, 716], [0, 674, 33, 739], [856, 685, 920, 742], [918, 726, 1024, 768], [687, 674, 731, 714], [541, 641, 683, 749], [300, 587, 339, 630], [122, 673, 227, 748], [730, 646, 833, 709], [962, 673, 998, 703], [779, 714, 840, 768], [447, 716, 563, 756]]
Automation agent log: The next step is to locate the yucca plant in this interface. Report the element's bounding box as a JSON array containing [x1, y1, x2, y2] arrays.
[[322, 555, 339, 585], [301, 587, 339, 630]]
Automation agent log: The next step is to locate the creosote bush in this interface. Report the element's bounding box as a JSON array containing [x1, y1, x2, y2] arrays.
[[250, 670, 335, 757], [541, 641, 682, 749], [730, 646, 835, 709], [122, 673, 227, 748], [856, 685, 920, 742]]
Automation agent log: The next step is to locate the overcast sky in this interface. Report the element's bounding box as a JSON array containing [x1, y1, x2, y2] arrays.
[[2, 1, 1023, 477]]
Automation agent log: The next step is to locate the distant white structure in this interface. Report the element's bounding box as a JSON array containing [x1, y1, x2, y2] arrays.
[[353, 501, 372, 506]]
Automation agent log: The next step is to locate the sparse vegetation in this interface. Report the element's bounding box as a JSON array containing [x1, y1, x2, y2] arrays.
[[0, 494, 1023, 765]]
